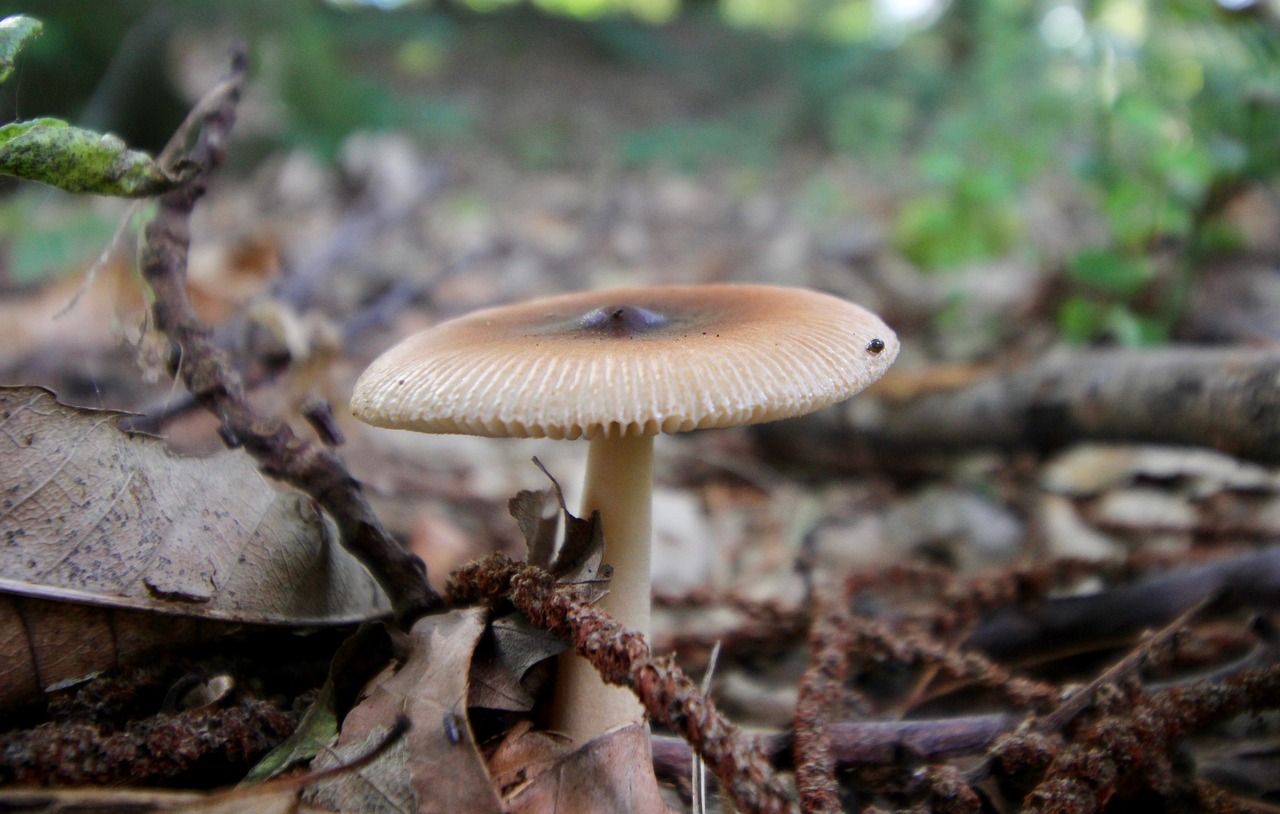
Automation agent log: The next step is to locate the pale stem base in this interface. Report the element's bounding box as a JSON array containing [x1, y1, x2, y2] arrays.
[[547, 432, 653, 743]]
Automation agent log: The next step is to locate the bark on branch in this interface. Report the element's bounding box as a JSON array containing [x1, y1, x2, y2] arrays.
[[652, 713, 1020, 783], [967, 546, 1280, 660], [138, 47, 442, 622], [762, 348, 1280, 465]]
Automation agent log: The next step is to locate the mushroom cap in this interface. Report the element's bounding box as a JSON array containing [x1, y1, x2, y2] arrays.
[[351, 284, 898, 441]]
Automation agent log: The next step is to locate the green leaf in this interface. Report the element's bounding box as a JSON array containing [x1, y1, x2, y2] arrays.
[[1104, 304, 1168, 347], [243, 679, 339, 784], [893, 189, 1019, 270], [1057, 296, 1106, 344], [0, 195, 120, 287], [1101, 178, 1161, 246], [243, 623, 395, 783], [0, 15, 42, 84], [1155, 142, 1215, 201], [0, 118, 195, 197], [1066, 248, 1153, 298]]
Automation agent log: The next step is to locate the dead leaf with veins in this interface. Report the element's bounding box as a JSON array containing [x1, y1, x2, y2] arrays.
[[466, 465, 607, 713], [512, 459, 609, 593], [0, 386, 389, 703], [468, 611, 567, 712], [488, 721, 673, 813], [305, 608, 503, 814]]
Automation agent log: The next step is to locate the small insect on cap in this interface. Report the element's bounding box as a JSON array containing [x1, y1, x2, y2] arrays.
[[350, 284, 899, 441]]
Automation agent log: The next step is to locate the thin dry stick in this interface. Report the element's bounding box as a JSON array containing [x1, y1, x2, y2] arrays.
[[792, 596, 855, 814], [968, 547, 1280, 660], [970, 596, 1215, 785], [1043, 598, 1214, 733], [652, 713, 1022, 782], [850, 615, 1060, 710], [692, 641, 721, 814], [787, 571, 1055, 812], [449, 556, 797, 814], [138, 47, 441, 622], [651, 610, 1280, 784], [1025, 664, 1280, 814]]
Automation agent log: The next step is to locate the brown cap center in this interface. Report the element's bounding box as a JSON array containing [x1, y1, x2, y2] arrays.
[[577, 305, 669, 336]]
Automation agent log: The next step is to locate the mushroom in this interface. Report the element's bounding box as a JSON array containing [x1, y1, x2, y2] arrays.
[[350, 284, 898, 743]]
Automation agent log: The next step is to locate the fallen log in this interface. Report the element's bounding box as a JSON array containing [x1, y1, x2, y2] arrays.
[[759, 348, 1280, 466]]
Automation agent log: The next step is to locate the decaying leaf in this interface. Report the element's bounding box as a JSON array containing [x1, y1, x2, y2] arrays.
[[512, 459, 608, 590], [508, 486, 560, 571], [170, 788, 310, 814], [469, 463, 605, 712], [0, 118, 196, 197], [0, 386, 389, 700], [468, 611, 567, 712], [246, 623, 398, 783], [487, 721, 673, 813], [0, 386, 389, 619], [0, 593, 235, 702], [306, 608, 503, 814], [0, 785, 311, 814]]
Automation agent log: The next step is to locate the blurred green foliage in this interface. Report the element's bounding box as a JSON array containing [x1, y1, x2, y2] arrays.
[[619, 119, 775, 170], [1, 0, 1277, 344], [1052, 2, 1280, 344], [0, 190, 122, 287], [0, 2, 189, 154]]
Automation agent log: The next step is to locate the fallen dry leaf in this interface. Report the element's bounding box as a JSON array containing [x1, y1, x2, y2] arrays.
[[246, 622, 400, 783], [0, 787, 227, 814], [0, 593, 235, 701], [0, 778, 322, 813], [508, 462, 608, 594], [0, 386, 389, 701], [305, 608, 502, 814], [468, 611, 567, 712], [509, 485, 562, 571], [487, 721, 673, 813]]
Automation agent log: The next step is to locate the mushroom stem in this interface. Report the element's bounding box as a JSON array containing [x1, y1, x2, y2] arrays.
[[548, 432, 653, 742]]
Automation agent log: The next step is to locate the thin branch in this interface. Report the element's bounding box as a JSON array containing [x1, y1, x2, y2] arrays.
[[792, 596, 856, 814], [137, 46, 442, 622], [448, 556, 797, 814], [652, 713, 1021, 782], [967, 547, 1280, 660], [969, 597, 1214, 785], [1046, 598, 1214, 733], [1025, 665, 1280, 814]]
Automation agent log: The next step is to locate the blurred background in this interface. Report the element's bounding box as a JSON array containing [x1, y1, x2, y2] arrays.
[[3, 0, 1278, 342]]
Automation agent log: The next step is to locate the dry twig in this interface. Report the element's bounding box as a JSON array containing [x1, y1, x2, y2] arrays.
[[652, 713, 1021, 781], [448, 555, 797, 814], [1025, 665, 1280, 813], [969, 548, 1280, 660], [792, 595, 858, 814], [137, 46, 441, 622]]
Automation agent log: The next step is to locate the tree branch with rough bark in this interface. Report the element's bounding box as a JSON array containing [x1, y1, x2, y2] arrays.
[[761, 348, 1280, 467], [138, 46, 442, 624]]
